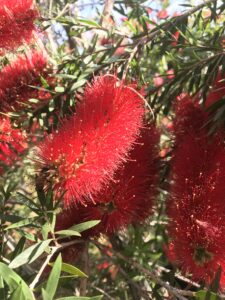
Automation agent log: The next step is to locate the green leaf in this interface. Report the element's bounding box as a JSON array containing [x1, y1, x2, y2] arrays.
[[18, 230, 37, 242], [54, 74, 78, 80], [10, 236, 26, 261], [0, 275, 5, 300], [71, 79, 86, 91], [9, 239, 52, 269], [56, 296, 103, 300], [28, 98, 40, 104], [45, 254, 62, 300], [210, 267, 221, 293], [11, 283, 23, 300], [61, 263, 87, 278], [195, 290, 219, 300], [42, 288, 51, 300], [42, 222, 52, 240], [0, 214, 23, 223], [5, 217, 39, 230], [69, 220, 100, 233], [78, 19, 100, 28], [40, 76, 49, 88], [0, 263, 34, 299], [55, 230, 81, 237], [55, 86, 65, 93]]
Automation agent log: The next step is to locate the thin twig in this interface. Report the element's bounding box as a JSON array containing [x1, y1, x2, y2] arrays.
[[92, 240, 194, 300], [29, 246, 58, 290], [79, 241, 89, 296], [122, 42, 140, 81], [29, 239, 84, 290], [119, 266, 151, 300], [138, 0, 218, 45], [91, 285, 115, 300], [156, 265, 200, 289]]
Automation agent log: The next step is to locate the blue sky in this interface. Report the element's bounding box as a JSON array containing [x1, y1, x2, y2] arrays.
[[76, 0, 199, 19]]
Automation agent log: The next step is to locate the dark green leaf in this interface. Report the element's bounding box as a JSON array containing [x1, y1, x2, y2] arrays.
[[9, 239, 52, 269], [0, 263, 34, 299], [10, 236, 26, 261], [56, 296, 103, 300], [195, 290, 219, 300], [45, 254, 62, 300], [55, 230, 81, 237], [69, 220, 100, 233], [61, 263, 87, 278], [5, 217, 39, 230]]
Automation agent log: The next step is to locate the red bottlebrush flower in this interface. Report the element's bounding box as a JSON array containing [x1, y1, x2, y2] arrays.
[[146, 8, 153, 15], [0, 0, 39, 50], [167, 134, 225, 287], [205, 74, 225, 108], [157, 9, 168, 19], [97, 262, 111, 270], [0, 51, 52, 112], [161, 117, 174, 132], [167, 98, 225, 288], [0, 0, 39, 52], [171, 31, 180, 47], [0, 118, 27, 173], [153, 74, 164, 87], [37, 75, 145, 206], [55, 125, 159, 235], [100, 37, 111, 46], [167, 69, 174, 80], [173, 95, 206, 143]]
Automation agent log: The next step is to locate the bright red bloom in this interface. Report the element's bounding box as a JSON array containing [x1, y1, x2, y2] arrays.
[[55, 125, 159, 235], [37, 75, 145, 206], [97, 262, 111, 270], [157, 9, 168, 19], [0, 51, 52, 112], [0, 0, 39, 52], [171, 31, 180, 47], [167, 98, 225, 288], [153, 74, 164, 87], [173, 94, 206, 143], [0, 118, 27, 174], [167, 69, 174, 80]]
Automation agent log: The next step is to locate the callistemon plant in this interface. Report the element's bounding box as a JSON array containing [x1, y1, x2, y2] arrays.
[[0, 117, 27, 174], [167, 97, 225, 288], [0, 50, 53, 112], [55, 125, 159, 236], [0, 0, 39, 52], [36, 75, 145, 206]]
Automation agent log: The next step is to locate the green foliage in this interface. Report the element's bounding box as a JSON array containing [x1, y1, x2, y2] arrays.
[[0, 263, 34, 300]]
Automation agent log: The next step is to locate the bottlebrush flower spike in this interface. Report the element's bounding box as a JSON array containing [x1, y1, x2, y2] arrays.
[[37, 75, 145, 206], [167, 98, 225, 288], [0, 0, 39, 52], [0, 50, 52, 112], [174, 94, 206, 142], [55, 125, 159, 235], [0, 117, 27, 174]]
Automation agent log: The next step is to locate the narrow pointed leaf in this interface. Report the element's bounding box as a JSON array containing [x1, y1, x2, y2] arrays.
[[9, 239, 52, 269]]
